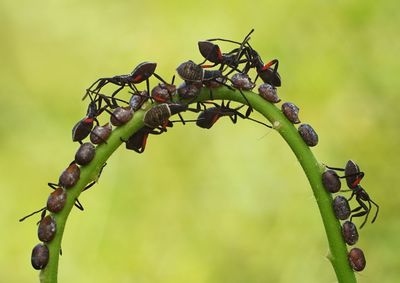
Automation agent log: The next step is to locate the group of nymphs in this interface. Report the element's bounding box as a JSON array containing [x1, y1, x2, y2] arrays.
[[21, 29, 377, 275]]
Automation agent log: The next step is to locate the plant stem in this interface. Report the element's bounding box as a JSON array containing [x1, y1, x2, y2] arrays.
[[40, 87, 356, 283]]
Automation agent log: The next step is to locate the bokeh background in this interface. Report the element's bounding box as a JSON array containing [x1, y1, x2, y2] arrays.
[[1, 0, 399, 282]]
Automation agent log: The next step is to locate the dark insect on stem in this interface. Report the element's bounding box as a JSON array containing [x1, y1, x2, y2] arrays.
[[198, 29, 254, 76], [348, 247, 366, 271], [122, 126, 166, 154], [143, 103, 190, 129], [176, 60, 253, 109], [83, 62, 166, 105], [325, 160, 379, 229], [31, 243, 49, 270], [196, 101, 272, 129]]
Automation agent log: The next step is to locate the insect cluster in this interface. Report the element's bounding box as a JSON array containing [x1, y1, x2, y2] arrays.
[[21, 30, 373, 275], [322, 160, 379, 271]]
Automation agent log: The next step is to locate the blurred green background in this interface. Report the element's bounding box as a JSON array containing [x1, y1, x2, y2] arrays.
[[1, 0, 399, 282]]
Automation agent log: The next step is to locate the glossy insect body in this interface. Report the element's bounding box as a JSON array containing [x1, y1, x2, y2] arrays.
[[196, 101, 271, 129], [151, 83, 176, 103], [298, 124, 319, 147], [37, 215, 57, 242], [348, 248, 366, 271], [176, 60, 223, 83], [46, 188, 67, 213], [143, 103, 188, 128], [325, 160, 378, 228], [129, 91, 149, 111], [342, 221, 359, 245], [246, 49, 281, 87], [177, 60, 204, 82], [322, 170, 341, 193], [85, 62, 159, 99], [58, 163, 80, 189], [231, 72, 255, 90], [90, 123, 112, 144], [110, 107, 133, 126], [31, 244, 49, 270], [75, 142, 96, 165], [123, 126, 164, 154], [72, 101, 100, 143], [199, 29, 254, 74], [282, 102, 300, 124], [325, 160, 364, 190], [333, 195, 351, 220], [258, 83, 280, 103]]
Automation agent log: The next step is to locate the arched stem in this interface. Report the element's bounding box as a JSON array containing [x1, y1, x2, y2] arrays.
[[39, 86, 356, 283]]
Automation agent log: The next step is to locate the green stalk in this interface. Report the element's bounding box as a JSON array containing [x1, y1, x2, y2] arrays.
[[39, 86, 355, 283]]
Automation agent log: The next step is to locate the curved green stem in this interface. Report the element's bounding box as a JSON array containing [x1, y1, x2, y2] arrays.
[[40, 87, 356, 283]]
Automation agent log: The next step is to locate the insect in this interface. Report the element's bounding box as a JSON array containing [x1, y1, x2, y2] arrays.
[[348, 247, 366, 271], [196, 101, 271, 129], [31, 243, 49, 270], [322, 170, 341, 193], [176, 60, 252, 107], [129, 91, 149, 111], [90, 123, 112, 144], [72, 97, 122, 144], [84, 62, 167, 103], [74, 142, 96, 166], [298, 123, 318, 147], [342, 221, 359, 246], [19, 163, 93, 222], [258, 83, 280, 103], [332, 195, 351, 220], [122, 126, 166, 154], [245, 48, 281, 87], [198, 29, 254, 75], [143, 103, 189, 129], [37, 215, 57, 242], [325, 160, 379, 228], [281, 102, 300, 124], [150, 75, 176, 103]]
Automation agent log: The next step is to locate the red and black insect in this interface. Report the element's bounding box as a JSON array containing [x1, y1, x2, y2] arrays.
[[244, 48, 281, 87], [150, 75, 176, 103], [326, 160, 379, 228], [196, 101, 271, 129], [122, 126, 165, 154], [198, 29, 254, 75], [83, 62, 167, 102], [72, 97, 122, 144]]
